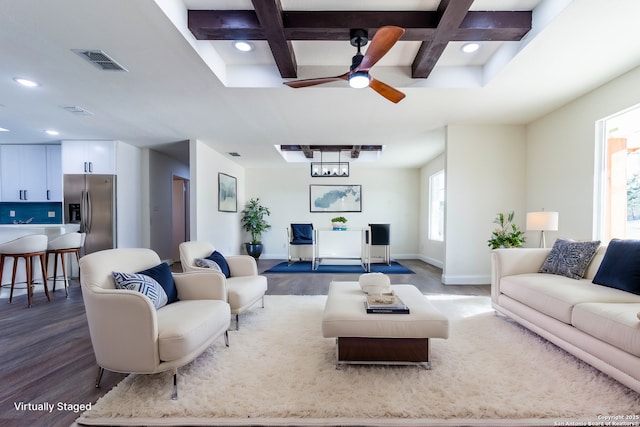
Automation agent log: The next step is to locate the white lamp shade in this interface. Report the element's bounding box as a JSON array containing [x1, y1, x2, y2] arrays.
[[526, 211, 559, 231]]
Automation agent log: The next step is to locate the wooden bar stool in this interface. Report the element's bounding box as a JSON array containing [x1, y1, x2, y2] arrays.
[[46, 232, 85, 298], [0, 235, 50, 307]]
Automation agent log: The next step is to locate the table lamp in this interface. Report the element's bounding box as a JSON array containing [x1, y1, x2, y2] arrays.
[[526, 211, 559, 248]]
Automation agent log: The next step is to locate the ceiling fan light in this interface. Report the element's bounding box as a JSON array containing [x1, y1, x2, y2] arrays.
[[348, 71, 370, 89]]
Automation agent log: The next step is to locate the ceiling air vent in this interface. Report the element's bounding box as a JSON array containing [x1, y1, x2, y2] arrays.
[[228, 152, 241, 157], [72, 49, 128, 72], [62, 106, 94, 116]]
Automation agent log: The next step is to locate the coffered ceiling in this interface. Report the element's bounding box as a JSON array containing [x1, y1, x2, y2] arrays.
[[187, 0, 532, 79], [2, 0, 640, 168]]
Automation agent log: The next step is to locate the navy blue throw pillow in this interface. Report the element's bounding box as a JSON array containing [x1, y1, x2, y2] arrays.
[[207, 250, 231, 278], [592, 239, 640, 295], [291, 223, 314, 244], [137, 262, 179, 304]]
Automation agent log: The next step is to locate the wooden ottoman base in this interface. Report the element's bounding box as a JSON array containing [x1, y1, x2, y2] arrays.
[[336, 337, 431, 369]]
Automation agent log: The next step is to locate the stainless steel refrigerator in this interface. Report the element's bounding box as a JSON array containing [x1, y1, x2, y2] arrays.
[[64, 174, 116, 255]]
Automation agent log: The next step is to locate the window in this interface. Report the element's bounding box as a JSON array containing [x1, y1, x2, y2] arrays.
[[429, 170, 445, 241], [595, 105, 640, 241]]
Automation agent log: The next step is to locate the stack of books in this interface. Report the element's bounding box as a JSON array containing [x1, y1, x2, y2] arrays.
[[365, 293, 410, 314]]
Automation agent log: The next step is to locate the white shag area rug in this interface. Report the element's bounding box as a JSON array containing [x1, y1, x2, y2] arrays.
[[76, 294, 640, 427]]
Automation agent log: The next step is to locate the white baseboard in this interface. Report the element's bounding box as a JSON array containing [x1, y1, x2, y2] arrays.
[[417, 255, 443, 269], [441, 274, 490, 285]]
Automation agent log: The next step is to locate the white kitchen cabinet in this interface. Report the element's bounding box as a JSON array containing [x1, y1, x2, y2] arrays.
[[61, 140, 116, 174], [0, 145, 62, 202], [0, 145, 49, 201], [46, 145, 63, 201]]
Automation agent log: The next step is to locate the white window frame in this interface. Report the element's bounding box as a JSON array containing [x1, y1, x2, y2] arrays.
[[429, 169, 445, 242], [594, 103, 640, 242]]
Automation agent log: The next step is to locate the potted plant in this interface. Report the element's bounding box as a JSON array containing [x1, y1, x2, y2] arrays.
[[241, 198, 271, 259], [331, 216, 348, 230], [487, 211, 526, 249]]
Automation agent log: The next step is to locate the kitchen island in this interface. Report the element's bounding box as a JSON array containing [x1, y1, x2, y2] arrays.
[[0, 224, 81, 290]]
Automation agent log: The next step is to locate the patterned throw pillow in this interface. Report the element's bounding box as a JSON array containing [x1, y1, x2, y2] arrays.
[[194, 257, 223, 273], [112, 272, 169, 309], [538, 239, 601, 280]]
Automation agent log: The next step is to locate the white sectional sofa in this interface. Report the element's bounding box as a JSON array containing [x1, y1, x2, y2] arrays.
[[491, 245, 640, 393]]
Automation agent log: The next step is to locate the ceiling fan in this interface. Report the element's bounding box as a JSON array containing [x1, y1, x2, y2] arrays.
[[283, 26, 406, 104]]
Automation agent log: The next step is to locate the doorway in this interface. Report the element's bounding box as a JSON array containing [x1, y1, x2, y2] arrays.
[[172, 176, 190, 261]]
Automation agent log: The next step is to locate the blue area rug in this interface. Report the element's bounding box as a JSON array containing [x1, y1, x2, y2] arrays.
[[263, 261, 414, 274]]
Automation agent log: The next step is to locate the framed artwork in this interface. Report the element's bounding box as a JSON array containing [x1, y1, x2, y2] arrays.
[[310, 184, 362, 212], [218, 173, 237, 212]]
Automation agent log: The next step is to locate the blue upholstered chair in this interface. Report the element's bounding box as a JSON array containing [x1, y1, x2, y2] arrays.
[[287, 223, 316, 267], [367, 224, 391, 265]]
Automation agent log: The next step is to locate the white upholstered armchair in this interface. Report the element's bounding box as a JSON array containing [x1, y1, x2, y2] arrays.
[[79, 248, 231, 399], [179, 240, 267, 328]]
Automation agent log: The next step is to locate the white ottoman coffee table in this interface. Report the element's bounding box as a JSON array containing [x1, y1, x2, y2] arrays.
[[322, 281, 449, 369]]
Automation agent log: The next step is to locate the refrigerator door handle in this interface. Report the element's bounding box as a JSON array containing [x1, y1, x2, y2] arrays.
[[86, 190, 92, 233], [80, 190, 86, 232], [80, 190, 88, 233]]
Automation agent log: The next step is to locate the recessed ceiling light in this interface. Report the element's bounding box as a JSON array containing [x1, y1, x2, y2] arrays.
[[233, 41, 254, 52], [461, 43, 480, 53], [13, 77, 40, 87], [45, 129, 59, 136]]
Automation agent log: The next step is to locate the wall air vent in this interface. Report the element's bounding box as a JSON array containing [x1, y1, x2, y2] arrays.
[[72, 49, 128, 72], [62, 106, 94, 116]]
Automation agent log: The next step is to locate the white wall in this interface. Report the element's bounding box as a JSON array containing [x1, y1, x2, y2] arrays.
[[527, 65, 640, 243], [444, 125, 526, 284], [420, 152, 445, 268], [244, 166, 421, 259], [178, 65, 640, 280], [115, 141, 143, 248], [190, 139, 245, 255]]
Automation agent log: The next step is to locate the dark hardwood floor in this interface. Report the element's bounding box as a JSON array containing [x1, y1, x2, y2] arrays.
[[0, 258, 489, 427]]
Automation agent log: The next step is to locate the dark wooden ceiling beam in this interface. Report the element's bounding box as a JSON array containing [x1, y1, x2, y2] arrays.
[[283, 11, 439, 39], [251, 0, 297, 78], [188, 11, 264, 40], [300, 145, 313, 159], [280, 145, 382, 153], [411, 0, 474, 79], [188, 10, 530, 42], [187, 6, 532, 79]]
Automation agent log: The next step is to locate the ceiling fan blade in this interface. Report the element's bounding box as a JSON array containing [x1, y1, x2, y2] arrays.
[[369, 77, 406, 103], [355, 26, 405, 72], [283, 73, 349, 88]]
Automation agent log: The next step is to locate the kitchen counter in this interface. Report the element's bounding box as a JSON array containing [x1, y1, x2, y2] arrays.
[[0, 224, 80, 243]]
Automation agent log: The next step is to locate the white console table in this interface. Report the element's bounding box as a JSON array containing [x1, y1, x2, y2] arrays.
[[314, 228, 370, 271]]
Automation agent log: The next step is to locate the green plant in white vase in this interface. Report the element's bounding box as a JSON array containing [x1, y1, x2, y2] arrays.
[[331, 216, 347, 230], [487, 211, 525, 249]]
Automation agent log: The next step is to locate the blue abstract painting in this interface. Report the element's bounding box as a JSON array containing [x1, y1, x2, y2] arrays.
[[310, 185, 361, 212]]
